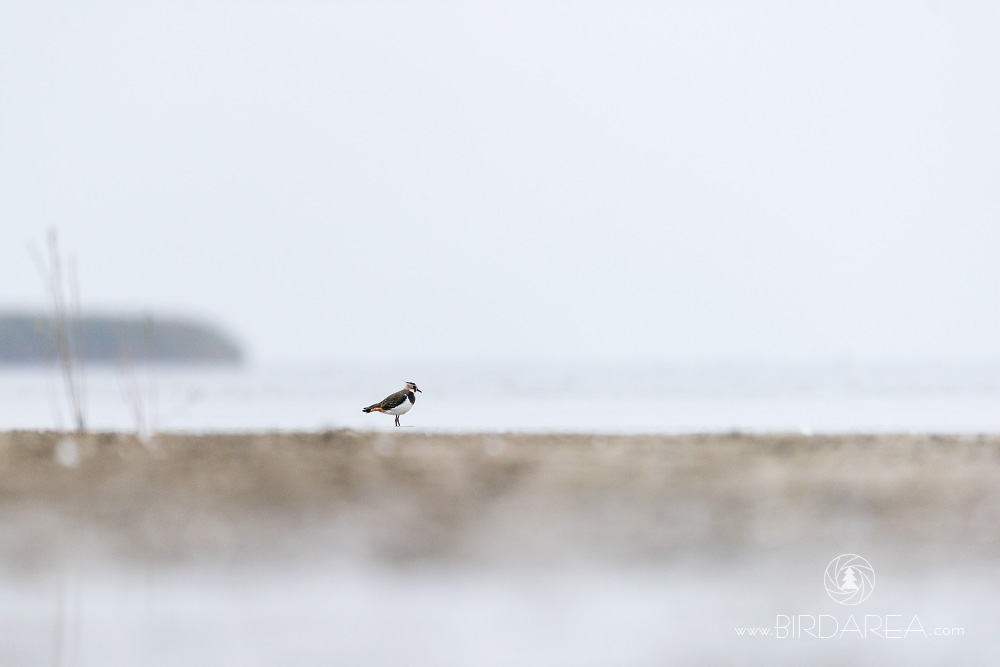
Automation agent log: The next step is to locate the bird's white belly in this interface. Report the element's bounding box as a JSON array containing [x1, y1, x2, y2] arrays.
[[386, 399, 413, 416]]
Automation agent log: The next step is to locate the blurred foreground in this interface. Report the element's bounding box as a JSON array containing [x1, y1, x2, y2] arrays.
[[2, 431, 998, 665]]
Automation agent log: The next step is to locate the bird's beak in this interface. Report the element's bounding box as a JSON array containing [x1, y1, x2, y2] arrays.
[[416, 388, 422, 393]]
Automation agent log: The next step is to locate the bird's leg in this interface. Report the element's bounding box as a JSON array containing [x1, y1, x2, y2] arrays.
[[395, 415, 400, 427]]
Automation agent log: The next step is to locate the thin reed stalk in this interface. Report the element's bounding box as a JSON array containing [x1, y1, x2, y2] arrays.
[[30, 229, 87, 433]]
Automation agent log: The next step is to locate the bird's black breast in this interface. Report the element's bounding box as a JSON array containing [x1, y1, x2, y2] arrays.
[[405, 390, 415, 404]]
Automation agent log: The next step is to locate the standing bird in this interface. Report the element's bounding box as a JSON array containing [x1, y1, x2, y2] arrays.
[[362, 381, 422, 426]]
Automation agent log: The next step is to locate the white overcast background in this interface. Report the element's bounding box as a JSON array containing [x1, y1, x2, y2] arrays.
[[2, 1, 998, 365]]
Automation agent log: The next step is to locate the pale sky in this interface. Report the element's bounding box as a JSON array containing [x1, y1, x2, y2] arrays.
[[2, 1, 998, 365]]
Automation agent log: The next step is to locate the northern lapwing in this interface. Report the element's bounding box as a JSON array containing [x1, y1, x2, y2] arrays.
[[362, 381, 421, 427]]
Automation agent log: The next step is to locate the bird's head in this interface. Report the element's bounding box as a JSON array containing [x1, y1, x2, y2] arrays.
[[404, 381, 422, 393]]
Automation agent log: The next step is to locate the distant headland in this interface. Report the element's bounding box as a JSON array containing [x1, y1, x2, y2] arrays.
[[0, 312, 243, 365]]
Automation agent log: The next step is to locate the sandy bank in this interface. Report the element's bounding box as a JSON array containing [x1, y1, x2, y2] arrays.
[[1, 431, 998, 572]]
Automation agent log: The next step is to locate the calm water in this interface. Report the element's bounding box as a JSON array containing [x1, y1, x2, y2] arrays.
[[4, 562, 996, 667], [2, 362, 999, 433]]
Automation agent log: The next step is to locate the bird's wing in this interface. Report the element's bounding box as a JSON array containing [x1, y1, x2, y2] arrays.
[[378, 390, 409, 410]]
